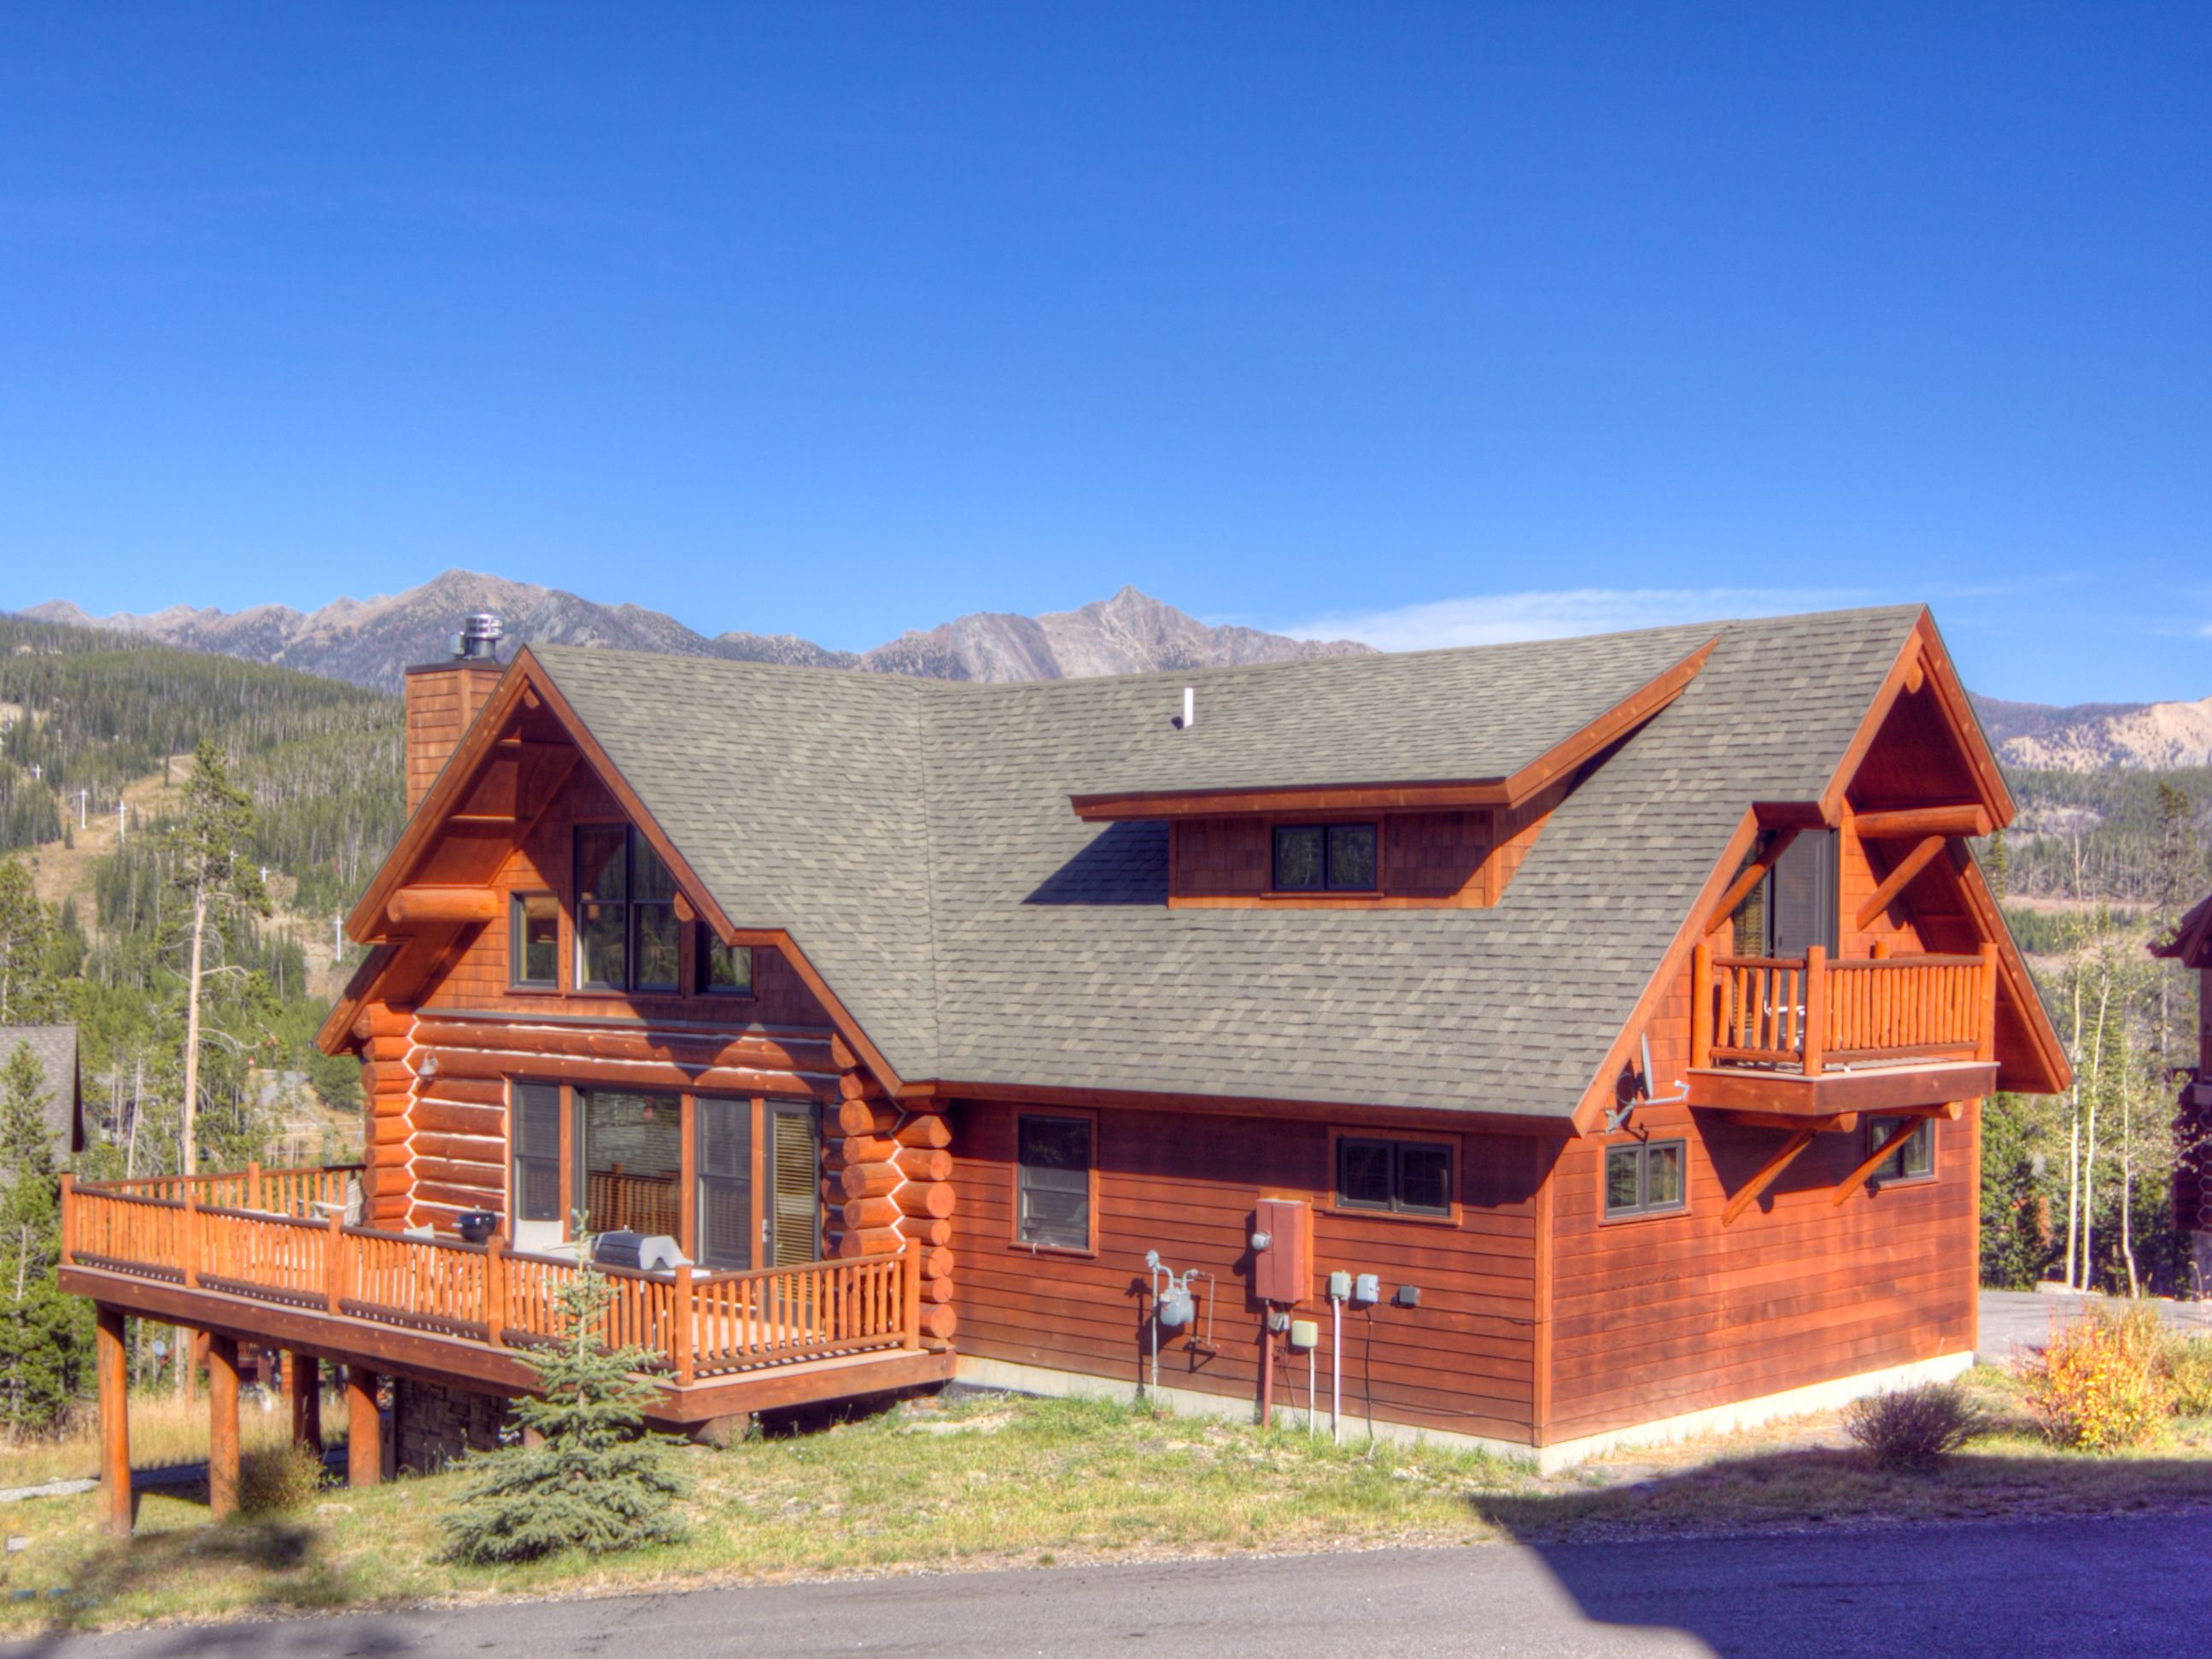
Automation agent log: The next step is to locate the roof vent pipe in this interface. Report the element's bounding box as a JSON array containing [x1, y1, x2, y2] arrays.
[[1181, 686, 1195, 730]]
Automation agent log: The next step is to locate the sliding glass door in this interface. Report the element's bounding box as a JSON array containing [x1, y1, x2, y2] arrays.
[[574, 1090, 681, 1239], [693, 1096, 820, 1269], [695, 1096, 752, 1269]]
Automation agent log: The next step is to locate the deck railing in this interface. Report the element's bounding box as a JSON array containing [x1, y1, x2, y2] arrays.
[[61, 1168, 921, 1384], [1692, 942, 1998, 1075]]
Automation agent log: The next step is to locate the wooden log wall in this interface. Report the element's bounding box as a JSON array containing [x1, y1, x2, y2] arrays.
[[354, 1002, 417, 1229], [823, 1033, 955, 1345]]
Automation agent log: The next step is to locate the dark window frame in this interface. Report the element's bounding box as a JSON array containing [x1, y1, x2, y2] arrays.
[[1603, 1138, 1688, 1221], [1014, 1111, 1097, 1254], [1271, 822, 1380, 894], [696, 927, 756, 998], [1866, 1115, 1936, 1185], [574, 824, 681, 994], [509, 890, 559, 990], [1332, 1132, 1456, 1220]]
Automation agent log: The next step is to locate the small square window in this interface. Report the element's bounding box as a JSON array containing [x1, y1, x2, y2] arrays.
[[1604, 1140, 1688, 1219], [1868, 1117, 1935, 1184], [699, 932, 754, 996], [511, 893, 558, 988]]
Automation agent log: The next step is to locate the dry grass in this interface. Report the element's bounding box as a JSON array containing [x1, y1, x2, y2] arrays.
[[0, 1387, 339, 1492], [3, 1371, 2211, 1635]]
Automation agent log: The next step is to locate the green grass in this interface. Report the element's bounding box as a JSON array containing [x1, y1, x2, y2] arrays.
[[4, 1376, 2212, 1635]]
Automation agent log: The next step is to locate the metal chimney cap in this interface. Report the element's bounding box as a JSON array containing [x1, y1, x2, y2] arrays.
[[453, 613, 504, 661]]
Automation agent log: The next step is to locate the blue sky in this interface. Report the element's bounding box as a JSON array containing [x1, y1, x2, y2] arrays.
[[0, 6, 2205, 705]]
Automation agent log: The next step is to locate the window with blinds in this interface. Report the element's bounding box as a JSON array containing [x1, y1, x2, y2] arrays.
[[512, 1082, 562, 1224], [768, 1103, 820, 1266], [1016, 1114, 1093, 1251]]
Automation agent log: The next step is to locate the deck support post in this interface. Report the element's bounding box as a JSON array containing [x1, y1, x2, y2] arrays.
[[287, 1351, 323, 1455], [96, 1304, 132, 1536], [208, 1334, 242, 1521], [346, 1365, 383, 1487]]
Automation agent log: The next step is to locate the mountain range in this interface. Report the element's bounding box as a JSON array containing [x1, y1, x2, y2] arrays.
[[21, 572, 1369, 692], [18, 574, 2209, 774]]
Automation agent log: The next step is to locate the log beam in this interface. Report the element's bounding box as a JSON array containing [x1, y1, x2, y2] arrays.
[[1833, 1113, 1935, 1207], [385, 887, 501, 928], [1855, 834, 1949, 929], [1705, 828, 1799, 932], [1720, 1129, 1817, 1227], [1852, 804, 1989, 840]]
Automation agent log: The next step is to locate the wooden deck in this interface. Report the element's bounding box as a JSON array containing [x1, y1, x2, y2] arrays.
[[60, 1167, 951, 1430], [1685, 942, 1998, 1117]]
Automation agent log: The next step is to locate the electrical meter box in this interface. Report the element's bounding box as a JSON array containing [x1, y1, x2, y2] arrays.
[[1251, 1198, 1312, 1305]]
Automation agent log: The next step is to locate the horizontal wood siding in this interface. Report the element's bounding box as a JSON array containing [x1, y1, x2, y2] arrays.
[[1558, 939, 1978, 1441], [950, 1099, 1544, 1444]]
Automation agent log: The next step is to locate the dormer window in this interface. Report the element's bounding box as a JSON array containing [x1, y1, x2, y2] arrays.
[[1273, 823, 1378, 893], [576, 825, 680, 994]]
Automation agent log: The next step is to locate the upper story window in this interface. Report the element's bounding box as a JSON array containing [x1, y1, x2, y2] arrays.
[[1273, 823, 1378, 892], [576, 825, 680, 994], [698, 927, 755, 997], [511, 892, 558, 988]]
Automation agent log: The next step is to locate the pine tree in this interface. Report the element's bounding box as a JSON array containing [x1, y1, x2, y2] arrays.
[[164, 742, 268, 1176], [0, 857, 61, 1025], [439, 1253, 691, 1564], [0, 1040, 87, 1430]]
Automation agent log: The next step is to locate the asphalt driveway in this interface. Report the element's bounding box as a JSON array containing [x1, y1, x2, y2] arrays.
[[1976, 1287, 2212, 1365]]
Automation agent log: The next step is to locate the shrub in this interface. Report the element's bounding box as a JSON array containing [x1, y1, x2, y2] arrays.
[[2018, 1305, 2173, 1451], [439, 1253, 690, 1564], [237, 1442, 325, 1517], [1842, 1381, 1984, 1470], [2156, 1331, 2212, 1418]]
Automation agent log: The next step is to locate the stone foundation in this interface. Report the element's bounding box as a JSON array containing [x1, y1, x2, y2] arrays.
[[392, 1376, 514, 1474]]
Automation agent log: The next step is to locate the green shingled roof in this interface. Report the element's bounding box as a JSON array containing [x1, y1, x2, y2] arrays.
[[529, 604, 1922, 1123]]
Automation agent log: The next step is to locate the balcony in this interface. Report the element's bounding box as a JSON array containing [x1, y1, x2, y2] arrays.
[[59, 1165, 951, 1430], [1687, 942, 1999, 1118]]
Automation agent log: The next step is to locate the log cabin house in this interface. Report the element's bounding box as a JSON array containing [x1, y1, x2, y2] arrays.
[[2156, 889, 2212, 1289], [61, 602, 2071, 1532]]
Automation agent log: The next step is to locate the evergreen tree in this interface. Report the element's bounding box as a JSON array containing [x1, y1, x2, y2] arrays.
[[441, 1253, 690, 1564], [164, 742, 268, 1175], [0, 856, 61, 1024], [0, 1040, 87, 1429]]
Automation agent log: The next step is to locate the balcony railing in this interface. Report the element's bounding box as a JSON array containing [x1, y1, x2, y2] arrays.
[[1692, 943, 1998, 1076], [61, 1166, 921, 1386]]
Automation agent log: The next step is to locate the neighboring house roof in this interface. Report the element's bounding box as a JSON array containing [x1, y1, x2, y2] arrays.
[[0, 1024, 84, 1164], [487, 604, 1936, 1123], [2155, 893, 2212, 970]]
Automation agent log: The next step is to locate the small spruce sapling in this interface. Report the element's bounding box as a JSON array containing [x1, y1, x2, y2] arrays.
[[440, 1241, 691, 1564]]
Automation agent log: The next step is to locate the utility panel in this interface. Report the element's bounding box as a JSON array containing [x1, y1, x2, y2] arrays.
[[1251, 1198, 1312, 1305]]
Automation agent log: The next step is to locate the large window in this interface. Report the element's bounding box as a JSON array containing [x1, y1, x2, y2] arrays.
[[1604, 1140, 1686, 1219], [511, 1082, 562, 1227], [576, 826, 680, 994], [1867, 1116, 1934, 1184], [695, 1095, 752, 1269], [511, 892, 558, 988], [1016, 1113, 1093, 1251], [1335, 1135, 1453, 1216], [1272, 823, 1378, 892], [1766, 830, 1838, 957], [693, 1096, 819, 1269], [574, 1089, 681, 1238]]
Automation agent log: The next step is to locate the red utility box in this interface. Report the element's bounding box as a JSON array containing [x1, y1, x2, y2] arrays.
[[1251, 1198, 1312, 1306]]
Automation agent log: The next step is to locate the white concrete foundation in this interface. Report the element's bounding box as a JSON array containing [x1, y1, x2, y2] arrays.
[[952, 1348, 1976, 1474]]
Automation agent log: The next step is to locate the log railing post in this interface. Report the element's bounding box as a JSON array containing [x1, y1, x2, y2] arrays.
[[182, 1183, 201, 1289], [902, 1241, 922, 1351], [1978, 941, 1999, 1064], [325, 1209, 345, 1313], [484, 1234, 506, 1349], [246, 1159, 261, 1214], [1801, 945, 1826, 1076], [673, 1263, 694, 1386], [1689, 944, 1712, 1071]]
